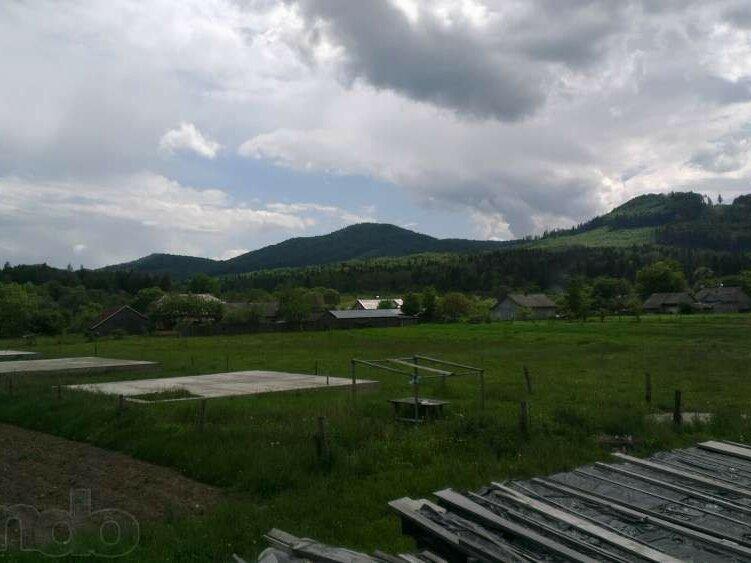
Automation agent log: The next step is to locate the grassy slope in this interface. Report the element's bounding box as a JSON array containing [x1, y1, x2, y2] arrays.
[[529, 226, 656, 249], [2, 317, 751, 560]]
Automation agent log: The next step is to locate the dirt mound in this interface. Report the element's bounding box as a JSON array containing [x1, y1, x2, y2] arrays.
[[0, 424, 221, 521]]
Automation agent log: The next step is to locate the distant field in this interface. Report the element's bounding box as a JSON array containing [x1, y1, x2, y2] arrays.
[[2, 316, 751, 560], [530, 226, 656, 248]]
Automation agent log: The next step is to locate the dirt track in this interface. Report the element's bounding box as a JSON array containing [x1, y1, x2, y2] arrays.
[[0, 423, 221, 521]]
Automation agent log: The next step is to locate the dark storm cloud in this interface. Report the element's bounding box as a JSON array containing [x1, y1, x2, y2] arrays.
[[725, 4, 751, 28], [289, 0, 550, 121]]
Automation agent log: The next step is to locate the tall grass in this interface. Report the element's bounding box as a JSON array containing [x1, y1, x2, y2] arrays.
[[1, 315, 751, 560]]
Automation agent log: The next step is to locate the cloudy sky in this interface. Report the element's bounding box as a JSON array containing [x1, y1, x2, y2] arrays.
[[3, 0, 751, 267]]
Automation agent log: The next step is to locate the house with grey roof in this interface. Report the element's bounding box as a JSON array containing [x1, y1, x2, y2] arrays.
[[696, 287, 751, 313], [643, 292, 696, 314], [490, 294, 557, 321], [322, 308, 417, 329], [89, 305, 149, 337], [353, 298, 404, 310]]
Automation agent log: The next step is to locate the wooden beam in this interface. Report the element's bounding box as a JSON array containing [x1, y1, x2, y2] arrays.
[[595, 462, 751, 516], [490, 483, 678, 562], [612, 453, 751, 498], [413, 356, 482, 373], [434, 489, 600, 563], [387, 359, 453, 376], [699, 441, 751, 462], [353, 359, 412, 376], [535, 477, 751, 559]]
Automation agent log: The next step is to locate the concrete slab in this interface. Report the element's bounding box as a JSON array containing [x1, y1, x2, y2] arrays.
[[0, 357, 157, 376], [69, 371, 379, 402], [0, 351, 41, 361], [648, 411, 713, 424]]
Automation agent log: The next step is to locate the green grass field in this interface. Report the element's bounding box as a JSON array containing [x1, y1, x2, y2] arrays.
[[2, 315, 751, 560], [529, 226, 656, 248]]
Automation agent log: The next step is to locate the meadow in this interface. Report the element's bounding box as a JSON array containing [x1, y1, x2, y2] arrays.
[[2, 315, 751, 560]]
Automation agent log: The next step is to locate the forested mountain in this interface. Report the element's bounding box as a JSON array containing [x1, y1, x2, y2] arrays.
[[537, 192, 751, 250], [93, 191, 751, 280], [105, 223, 516, 278]]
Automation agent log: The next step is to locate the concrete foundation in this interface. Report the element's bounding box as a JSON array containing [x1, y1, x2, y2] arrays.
[[69, 371, 378, 402], [0, 357, 157, 376], [0, 351, 41, 361]]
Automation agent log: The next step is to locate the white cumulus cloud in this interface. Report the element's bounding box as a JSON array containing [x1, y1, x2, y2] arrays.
[[159, 122, 221, 159]]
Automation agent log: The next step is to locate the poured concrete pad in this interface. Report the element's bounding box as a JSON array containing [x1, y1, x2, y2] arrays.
[[0, 351, 41, 361], [70, 371, 378, 402], [648, 411, 713, 424], [0, 357, 156, 376]]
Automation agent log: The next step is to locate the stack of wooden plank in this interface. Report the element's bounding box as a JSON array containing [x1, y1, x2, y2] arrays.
[[256, 441, 751, 561], [391, 440, 751, 561]]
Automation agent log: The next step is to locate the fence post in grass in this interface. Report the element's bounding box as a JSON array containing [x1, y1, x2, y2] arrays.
[[523, 365, 532, 394], [413, 356, 420, 424], [225, 355, 230, 372], [117, 394, 125, 416], [519, 401, 529, 436], [673, 390, 682, 426], [645, 373, 652, 404], [198, 399, 207, 430], [315, 416, 329, 463], [479, 370, 486, 412]]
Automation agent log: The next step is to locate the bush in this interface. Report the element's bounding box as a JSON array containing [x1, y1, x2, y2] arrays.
[[401, 293, 422, 316], [438, 292, 471, 322]]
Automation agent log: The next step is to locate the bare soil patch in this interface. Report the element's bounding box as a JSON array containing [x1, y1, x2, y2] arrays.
[[0, 424, 221, 521]]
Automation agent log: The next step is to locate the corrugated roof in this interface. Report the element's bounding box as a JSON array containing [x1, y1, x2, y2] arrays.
[[643, 292, 695, 308], [506, 293, 557, 309], [328, 309, 407, 319], [89, 305, 147, 330], [355, 298, 404, 310], [696, 286, 751, 304]]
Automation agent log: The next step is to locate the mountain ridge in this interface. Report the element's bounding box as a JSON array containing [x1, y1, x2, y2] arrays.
[[103, 192, 751, 279], [103, 223, 518, 278]]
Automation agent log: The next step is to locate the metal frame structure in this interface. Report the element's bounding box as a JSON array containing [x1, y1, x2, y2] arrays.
[[349, 355, 485, 423]]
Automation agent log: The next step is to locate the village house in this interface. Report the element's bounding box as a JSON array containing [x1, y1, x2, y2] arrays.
[[490, 294, 557, 321], [643, 292, 696, 314], [696, 287, 751, 313], [353, 298, 404, 310], [322, 309, 417, 330], [89, 305, 149, 337]]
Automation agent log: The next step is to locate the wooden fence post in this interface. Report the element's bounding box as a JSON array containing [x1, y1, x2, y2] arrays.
[[523, 366, 532, 394], [315, 416, 330, 463], [479, 370, 486, 412], [645, 373, 652, 404], [519, 401, 529, 435], [198, 399, 207, 430], [413, 356, 420, 423], [673, 390, 682, 425]]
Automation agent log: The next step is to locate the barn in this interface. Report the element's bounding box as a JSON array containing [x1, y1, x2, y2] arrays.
[[643, 292, 696, 314], [89, 305, 149, 337], [696, 287, 751, 313], [322, 309, 417, 329], [490, 294, 557, 321], [352, 298, 403, 310]]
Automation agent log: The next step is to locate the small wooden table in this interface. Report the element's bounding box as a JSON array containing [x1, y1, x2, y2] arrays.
[[389, 397, 450, 423]]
